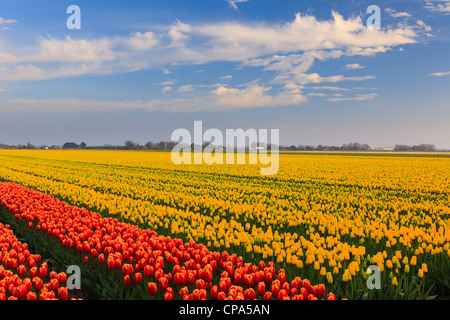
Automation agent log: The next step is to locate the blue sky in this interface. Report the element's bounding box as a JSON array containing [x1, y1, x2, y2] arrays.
[[0, 0, 449, 148]]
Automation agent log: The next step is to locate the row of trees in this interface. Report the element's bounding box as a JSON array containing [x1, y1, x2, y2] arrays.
[[124, 140, 178, 150], [2, 141, 438, 152], [284, 142, 371, 151], [394, 144, 437, 151]]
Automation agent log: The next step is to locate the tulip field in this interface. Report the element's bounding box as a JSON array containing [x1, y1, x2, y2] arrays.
[[0, 149, 449, 300]]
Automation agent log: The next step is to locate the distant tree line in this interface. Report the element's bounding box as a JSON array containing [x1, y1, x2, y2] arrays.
[[0, 141, 440, 152], [84, 141, 179, 150], [394, 144, 436, 151], [282, 142, 371, 151]]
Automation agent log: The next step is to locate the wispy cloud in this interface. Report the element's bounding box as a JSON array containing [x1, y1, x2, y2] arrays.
[[425, 0, 450, 14], [328, 93, 379, 102], [0, 17, 17, 24], [177, 84, 195, 93], [226, 0, 249, 10], [310, 86, 351, 91], [429, 71, 450, 76], [161, 86, 173, 94], [385, 8, 412, 18], [307, 92, 328, 97], [2, 84, 307, 114], [345, 63, 365, 70]]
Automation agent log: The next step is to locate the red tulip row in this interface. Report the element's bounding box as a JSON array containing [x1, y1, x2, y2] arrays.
[[0, 182, 336, 300], [0, 222, 69, 300]]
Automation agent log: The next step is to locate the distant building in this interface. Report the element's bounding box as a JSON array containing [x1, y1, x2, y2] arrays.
[[63, 142, 80, 149], [375, 147, 394, 151]]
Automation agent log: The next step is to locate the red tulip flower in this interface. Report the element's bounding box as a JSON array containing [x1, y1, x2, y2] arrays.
[[218, 291, 227, 300], [26, 292, 37, 300], [271, 283, 280, 298], [245, 288, 256, 300], [210, 285, 219, 299], [17, 265, 27, 277], [143, 265, 154, 278], [39, 265, 47, 279], [32, 277, 43, 291], [264, 291, 273, 300], [187, 271, 196, 285], [134, 272, 142, 285], [299, 287, 309, 300], [265, 271, 273, 284], [302, 279, 315, 295], [278, 271, 287, 284], [243, 274, 253, 287], [233, 272, 242, 285], [158, 276, 169, 291], [327, 292, 336, 300], [316, 284, 325, 298], [282, 282, 290, 293], [50, 278, 60, 291], [122, 264, 134, 276], [257, 282, 266, 296], [58, 287, 69, 300], [107, 258, 115, 270], [147, 282, 157, 295], [179, 286, 189, 299]]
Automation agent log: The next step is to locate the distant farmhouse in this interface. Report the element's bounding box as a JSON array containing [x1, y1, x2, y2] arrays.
[[63, 142, 80, 149]]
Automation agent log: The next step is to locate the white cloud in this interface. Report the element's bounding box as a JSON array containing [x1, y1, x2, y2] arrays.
[[429, 71, 450, 76], [425, 0, 450, 14], [416, 20, 432, 32], [328, 93, 379, 102], [0, 88, 11, 92], [0, 52, 20, 64], [149, 80, 177, 86], [307, 92, 328, 97], [125, 32, 159, 51], [219, 75, 232, 80], [0, 63, 96, 81], [226, 0, 249, 10], [385, 8, 412, 18], [32, 36, 115, 63], [0, 17, 17, 24], [345, 63, 365, 70], [177, 84, 195, 92], [168, 20, 191, 46], [274, 72, 375, 85], [2, 84, 307, 113], [212, 85, 307, 109], [310, 86, 351, 91], [161, 86, 173, 94], [162, 68, 171, 74], [193, 12, 417, 58]]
